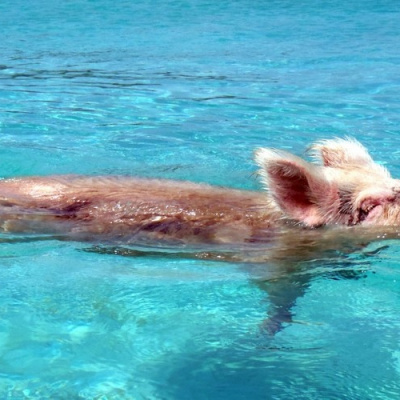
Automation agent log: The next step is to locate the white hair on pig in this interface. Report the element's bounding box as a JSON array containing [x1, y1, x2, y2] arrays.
[[309, 137, 391, 178]]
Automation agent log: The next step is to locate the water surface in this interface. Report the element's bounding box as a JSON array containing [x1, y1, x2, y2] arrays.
[[1, 0, 400, 398]]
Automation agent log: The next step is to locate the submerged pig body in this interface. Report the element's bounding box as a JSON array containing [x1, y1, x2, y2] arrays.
[[0, 138, 399, 244]]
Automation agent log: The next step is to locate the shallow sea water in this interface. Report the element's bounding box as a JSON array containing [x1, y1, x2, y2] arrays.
[[1, 0, 400, 398]]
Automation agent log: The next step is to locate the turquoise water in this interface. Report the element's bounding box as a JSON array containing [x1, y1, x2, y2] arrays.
[[1, 0, 400, 398]]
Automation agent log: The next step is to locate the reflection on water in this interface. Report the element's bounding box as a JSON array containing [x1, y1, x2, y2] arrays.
[[81, 226, 391, 336], [0, 232, 399, 398]]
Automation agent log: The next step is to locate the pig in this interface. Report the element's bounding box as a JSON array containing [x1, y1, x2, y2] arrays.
[[0, 137, 399, 246], [1, 137, 398, 336]]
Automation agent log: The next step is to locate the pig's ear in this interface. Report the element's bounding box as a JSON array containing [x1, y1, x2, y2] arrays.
[[254, 148, 339, 227], [310, 137, 390, 177], [309, 137, 373, 167]]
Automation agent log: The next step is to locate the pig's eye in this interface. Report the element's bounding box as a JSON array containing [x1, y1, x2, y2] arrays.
[[358, 204, 377, 223]]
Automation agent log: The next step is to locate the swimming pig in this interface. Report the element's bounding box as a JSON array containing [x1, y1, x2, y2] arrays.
[[2, 138, 397, 336], [0, 138, 398, 244]]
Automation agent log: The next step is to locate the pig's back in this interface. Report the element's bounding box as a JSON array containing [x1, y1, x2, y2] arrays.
[[0, 176, 276, 243]]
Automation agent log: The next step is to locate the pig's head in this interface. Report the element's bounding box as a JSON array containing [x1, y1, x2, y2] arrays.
[[255, 138, 400, 227]]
